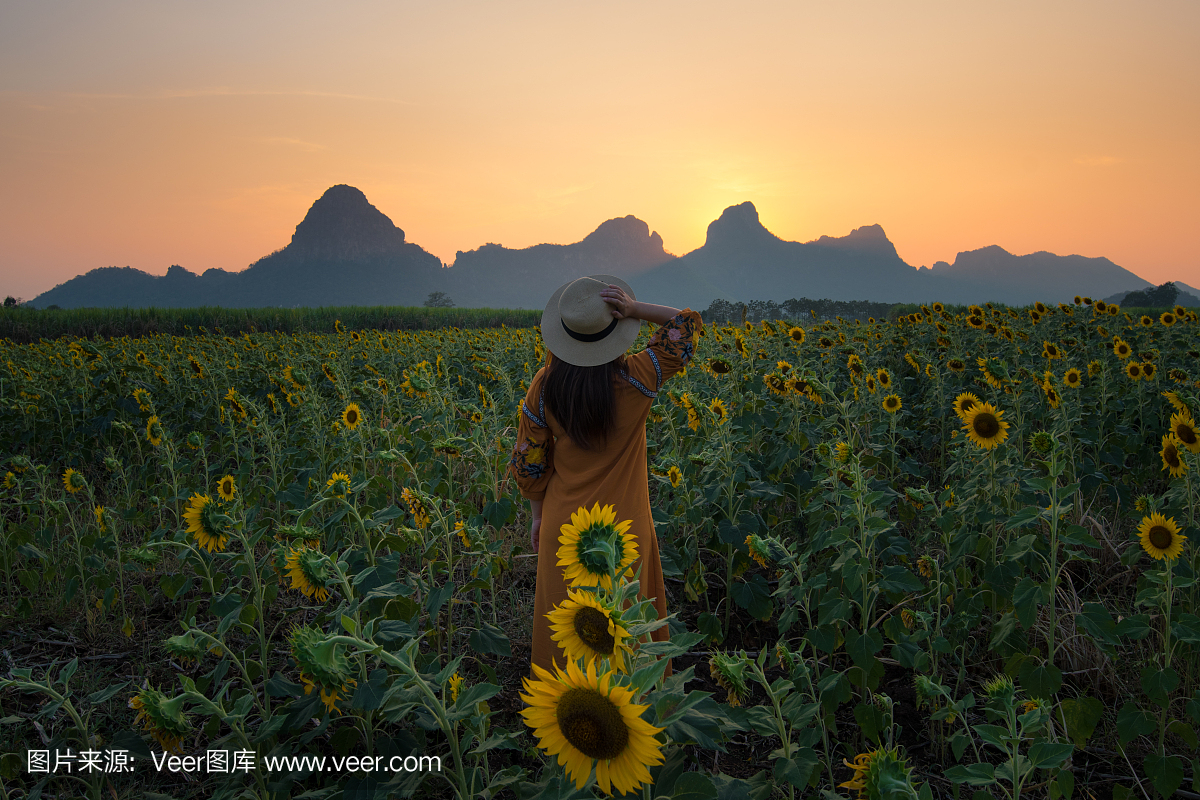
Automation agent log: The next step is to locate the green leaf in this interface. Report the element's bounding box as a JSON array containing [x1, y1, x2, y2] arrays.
[[1140, 665, 1179, 708], [845, 629, 883, 671], [1113, 614, 1153, 640], [944, 763, 997, 786], [1018, 661, 1062, 697], [771, 748, 818, 789], [1116, 702, 1156, 745], [1166, 720, 1198, 751], [1012, 577, 1043, 629], [1143, 754, 1185, 800], [667, 771, 719, 800], [696, 612, 723, 644], [1003, 534, 1038, 561], [1028, 741, 1074, 769], [731, 573, 773, 621], [467, 622, 512, 657], [340, 614, 357, 635], [1006, 506, 1042, 530], [86, 681, 128, 705], [989, 612, 1019, 651], [349, 668, 389, 711], [1059, 696, 1104, 747]]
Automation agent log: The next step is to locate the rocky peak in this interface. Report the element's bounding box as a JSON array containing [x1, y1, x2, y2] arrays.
[[286, 185, 407, 261], [703, 202, 777, 250], [580, 215, 668, 260], [807, 224, 899, 259]]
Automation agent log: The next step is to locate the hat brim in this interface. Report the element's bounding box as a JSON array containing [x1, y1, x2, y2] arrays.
[[540, 274, 641, 367]]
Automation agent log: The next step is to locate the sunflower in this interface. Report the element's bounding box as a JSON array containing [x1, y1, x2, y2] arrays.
[[146, 415, 164, 447], [285, 545, 331, 602], [1173, 305, 1186, 317], [557, 504, 638, 591], [876, 368, 892, 388], [1141, 362, 1157, 381], [326, 472, 351, 499], [62, 467, 86, 494], [341, 403, 363, 431], [216, 474, 236, 502], [1170, 410, 1200, 453], [968, 315, 986, 329], [1034, 301, 1048, 315], [1161, 434, 1187, 478], [548, 590, 634, 672], [1161, 311, 1177, 327], [132, 387, 153, 412], [447, 672, 463, 703], [846, 354, 865, 378], [882, 394, 902, 414], [1113, 339, 1132, 359], [709, 358, 732, 375], [129, 687, 191, 755], [1094, 300, 1108, 313], [1043, 386, 1061, 409], [1108, 304, 1120, 316], [947, 358, 965, 373], [1137, 513, 1187, 561], [470, 410, 484, 423], [520, 660, 664, 796], [962, 402, 1009, 449], [788, 326, 805, 344], [1126, 362, 1143, 380], [764, 373, 787, 396], [709, 397, 727, 424], [1059, 368, 1082, 389], [1162, 391, 1188, 413], [1087, 360, 1101, 377], [864, 375, 877, 394], [183, 492, 228, 553], [1042, 341, 1062, 359], [291, 625, 357, 715], [709, 652, 751, 706], [1140, 315, 1153, 327], [952, 391, 980, 421]]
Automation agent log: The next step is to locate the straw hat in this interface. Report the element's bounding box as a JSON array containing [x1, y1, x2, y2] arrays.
[[540, 275, 641, 367]]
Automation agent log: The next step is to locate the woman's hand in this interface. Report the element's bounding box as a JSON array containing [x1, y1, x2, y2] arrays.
[[600, 285, 638, 320], [530, 516, 542, 552]]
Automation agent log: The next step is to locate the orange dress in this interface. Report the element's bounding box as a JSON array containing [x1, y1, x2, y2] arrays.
[[508, 309, 703, 674]]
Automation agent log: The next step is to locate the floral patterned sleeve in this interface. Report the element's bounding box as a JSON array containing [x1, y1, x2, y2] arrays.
[[643, 308, 703, 386], [508, 370, 554, 500]]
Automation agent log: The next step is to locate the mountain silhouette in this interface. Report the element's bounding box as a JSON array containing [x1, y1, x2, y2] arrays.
[[29, 186, 1166, 310], [444, 215, 674, 308]]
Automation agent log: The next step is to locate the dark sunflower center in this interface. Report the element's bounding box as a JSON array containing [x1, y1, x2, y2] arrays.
[[347, 410, 359, 424], [1175, 424, 1198, 445], [1165, 447, 1181, 467], [1149, 525, 1174, 550], [959, 399, 976, 413], [973, 413, 1000, 438], [573, 606, 615, 655], [556, 688, 629, 760]]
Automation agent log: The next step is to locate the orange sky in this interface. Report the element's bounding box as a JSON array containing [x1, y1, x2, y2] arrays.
[[2, 0, 1197, 301]]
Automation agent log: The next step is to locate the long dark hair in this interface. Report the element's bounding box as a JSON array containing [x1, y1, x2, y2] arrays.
[[542, 352, 626, 451]]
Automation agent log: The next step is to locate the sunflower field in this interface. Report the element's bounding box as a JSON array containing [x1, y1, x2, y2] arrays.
[[1, 297, 1199, 799]]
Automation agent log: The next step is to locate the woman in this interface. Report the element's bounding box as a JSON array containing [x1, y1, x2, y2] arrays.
[[508, 274, 702, 674]]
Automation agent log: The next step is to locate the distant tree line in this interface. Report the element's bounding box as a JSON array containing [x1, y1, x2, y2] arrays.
[[1121, 282, 1184, 308], [701, 297, 898, 324]]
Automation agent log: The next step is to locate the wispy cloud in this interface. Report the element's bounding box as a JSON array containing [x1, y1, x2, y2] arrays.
[[1074, 155, 1121, 166]]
